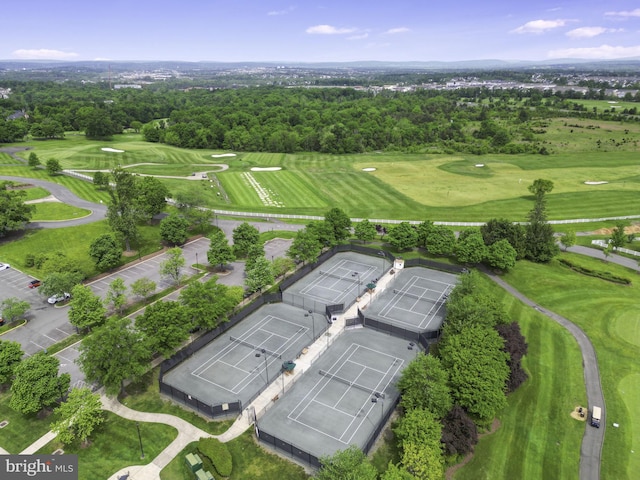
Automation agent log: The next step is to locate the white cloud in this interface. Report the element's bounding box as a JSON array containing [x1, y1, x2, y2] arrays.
[[306, 25, 357, 35], [548, 44, 640, 59], [383, 27, 410, 35], [268, 6, 295, 16], [12, 49, 78, 59], [510, 19, 568, 34], [347, 33, 369, 40], [566, 27, 609, 38], [605, 9, 640, 18]]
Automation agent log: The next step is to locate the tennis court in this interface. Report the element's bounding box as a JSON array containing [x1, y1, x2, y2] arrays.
[[365, 267, 458, 332], [162, 303, 326, 407], [283, 252, 383, 309], [257, 328, 420, 459]]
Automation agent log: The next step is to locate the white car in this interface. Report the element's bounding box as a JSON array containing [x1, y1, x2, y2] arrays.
[[48, 292, 71, 304], [0, 263, 10, 271]]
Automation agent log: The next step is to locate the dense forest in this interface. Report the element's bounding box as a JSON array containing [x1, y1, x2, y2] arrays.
[[1, 79, 639, 154]]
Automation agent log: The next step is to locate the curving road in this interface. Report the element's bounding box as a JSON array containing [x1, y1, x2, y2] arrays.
[[1, 176, 108, 228]]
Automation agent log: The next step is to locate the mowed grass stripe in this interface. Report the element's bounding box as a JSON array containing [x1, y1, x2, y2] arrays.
[[252, 171, 327, 209]]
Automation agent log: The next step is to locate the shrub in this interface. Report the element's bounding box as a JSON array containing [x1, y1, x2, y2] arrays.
[[24, 253, 35, 267], [558, 258, 632, 285], [197, 437, 232, 477]]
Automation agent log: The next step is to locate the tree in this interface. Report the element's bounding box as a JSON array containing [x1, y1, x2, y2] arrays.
[[50, 387, 104, 446], [10, 353, 70, 415], [174, 190, 214, 233], [610, 221, 628, 249], [559, 231, 577, 251], [0, 297, 30, 323], [485, 238, 517, 271], [525, 179, 559, 263], [104, 278, 128, 315], [438, 325, 509, 422], [287, 228, 321, 265], [441, 405, 478, 456], [160, 213, 190, 246], [207, 229, 235, 271], [354, 219, 377, 244], [28, 152, 41, 168], [134, 301, 190, 357], [380, 463, 415, 480], [179, 278, 241, 330], [107, 167, 141, 251], [481, 218, 527, 260], [135, 176, 170, 222], [232, 222, 260, 258], [160, 247, 186, 286], [78, 316, 151, 396], [425, 226, 456, 256], [68, 285, 106, 333], [130, 120, 143, 133], [388, 222, 419, 251], [394, 408, 444, 480], [130, 277, 156, 303], [316, 445, 378, 480], [496, 322, 529, 392], [46, 158, 62, 176], [0, 340, 23, 387], [245, 243, 266, 271], [92, 171, 110, 190], [40, 271, 83, 300], [454, 232, 487, 265], [416, 220, 434, 248], [306, 220, 337, 248], [245, 255, 275, 294], [0, 181, 34, 238], [397, 353, 452, 419], [324, 207, 352, 242], [89, 233, 122, 271], [272, 256, 295, 278]]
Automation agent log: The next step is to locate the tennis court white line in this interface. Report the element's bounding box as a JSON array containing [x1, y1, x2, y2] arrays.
[[287, 343, 403, 445], [298, 259, 377, 303]]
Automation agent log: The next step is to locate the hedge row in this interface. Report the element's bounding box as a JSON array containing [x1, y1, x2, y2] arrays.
[[198, 437, 232, 477], [558, 258, 632, 285]]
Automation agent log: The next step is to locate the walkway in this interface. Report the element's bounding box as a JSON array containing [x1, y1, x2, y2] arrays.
[[481, 267, 606, 480]]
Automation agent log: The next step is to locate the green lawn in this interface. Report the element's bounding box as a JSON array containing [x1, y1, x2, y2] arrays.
[[122, 368, 232, 436], [22, 186, 51, 201], [160, 431, 309, 480], [500, 253, 640, 479], [0, 392, 61, 454], [38, 411, 178, 480], [31, 202, 91, 221], [454, 275, 585, 479], [0, 220, 163, 278]]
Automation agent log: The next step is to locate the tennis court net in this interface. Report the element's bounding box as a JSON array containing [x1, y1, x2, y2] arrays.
[[229, 336, 282, 359], [319, 270, 360, 283], [319, 369, 384, 397], [393, 289, 441, 303]]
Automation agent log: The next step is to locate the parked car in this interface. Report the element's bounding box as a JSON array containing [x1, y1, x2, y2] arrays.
[[0, 262, 10, 271], [28, 279, 41, 288], [0, 317, 5, 326], [48, 292, 71, 304]]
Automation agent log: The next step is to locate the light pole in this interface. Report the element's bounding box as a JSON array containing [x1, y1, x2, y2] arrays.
[[255, 350, 269, 384], [195, 251, 199, 268], [135, 422, 145, 459], [305, 310, 315, 341]]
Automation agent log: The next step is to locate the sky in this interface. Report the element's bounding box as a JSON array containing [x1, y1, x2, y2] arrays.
[[3, 1, 640, 63]]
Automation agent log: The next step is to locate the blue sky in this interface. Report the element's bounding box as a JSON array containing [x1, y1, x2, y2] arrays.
[[3, 1, 640, 62]]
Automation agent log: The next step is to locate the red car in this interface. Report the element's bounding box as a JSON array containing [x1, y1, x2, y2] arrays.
[[28, 279, 41, 288]]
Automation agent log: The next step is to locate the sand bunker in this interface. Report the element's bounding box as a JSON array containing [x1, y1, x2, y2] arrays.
[[362, 167, 377, 172], [211, 153, 236, 158], [250, 167, 282, 171], [102, 148, 125, 153], [584, 181, 608, 185], [475, 164, 485, 167]]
